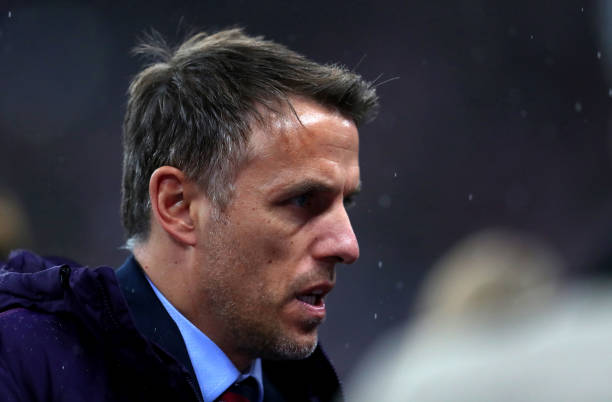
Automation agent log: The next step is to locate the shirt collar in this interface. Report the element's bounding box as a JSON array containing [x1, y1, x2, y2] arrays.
[[146, 276, 264, 402]]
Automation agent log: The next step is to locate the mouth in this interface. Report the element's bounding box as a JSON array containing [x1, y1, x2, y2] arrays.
[[296, 289, 325, 307], [295, 283, 333, 309]]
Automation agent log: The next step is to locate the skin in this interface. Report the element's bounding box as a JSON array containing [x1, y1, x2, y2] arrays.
[[134, 97, 361, 371]]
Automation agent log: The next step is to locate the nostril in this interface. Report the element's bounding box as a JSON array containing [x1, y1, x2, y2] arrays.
[[319, 256, 344, 265]]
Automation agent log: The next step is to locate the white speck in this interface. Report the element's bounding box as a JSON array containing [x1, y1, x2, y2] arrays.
[[8, 11, 11, 18], [608, 88, 612, 98], [378, 261, 383, 269], [530, 34, 534, 40], [580, 7, 584, 12], [61, 365, 65, 370], [520, 109, 528, 118], [344, 343, 350, 349], [597, 51, 602, 59], [575, 102, 582, 112], [393, 172, 398, 178], [468, 193, 473, 201], [374, 313, 378, 320]]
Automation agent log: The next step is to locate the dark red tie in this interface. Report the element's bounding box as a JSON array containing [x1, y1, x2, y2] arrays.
[[216, 377, 259, 402]]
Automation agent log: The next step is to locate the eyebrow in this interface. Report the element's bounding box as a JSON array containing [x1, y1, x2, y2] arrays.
[[280, 179, 362, 198]]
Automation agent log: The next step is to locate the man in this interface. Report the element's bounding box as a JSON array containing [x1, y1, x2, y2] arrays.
[[0, 28, 378, 401]]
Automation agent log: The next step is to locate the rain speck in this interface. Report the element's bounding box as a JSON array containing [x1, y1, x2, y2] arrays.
[[8, 11, 12, 18], [597, 51, 602, 59], [529, 34, 534, 40], [393, 172, 398, 178], [378, 261, 383, 269], [608, 88, 612, 98], [395, 281, 405, 291], [61, 365, 65, 370], [374, 313, 378, 320], [468, 193, 473, 201], [574, 102, 582, 113], [345, 343, 350, 349], [580, 7, 584, 12]]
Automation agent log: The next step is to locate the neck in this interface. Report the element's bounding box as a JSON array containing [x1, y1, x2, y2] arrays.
[[132, 239, 255, 372], [132, 238, 193, 315]]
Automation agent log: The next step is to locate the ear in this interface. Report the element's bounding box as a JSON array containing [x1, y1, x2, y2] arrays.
[[149, 166, 201, 246]]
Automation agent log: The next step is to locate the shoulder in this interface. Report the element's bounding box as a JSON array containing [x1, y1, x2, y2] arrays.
[[0, 307, 86, 355], [0, 307, 109, 401]]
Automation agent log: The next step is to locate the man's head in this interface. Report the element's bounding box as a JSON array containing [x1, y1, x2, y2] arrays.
[[121, 28, 378, 369], [121, 28, 378, 245]]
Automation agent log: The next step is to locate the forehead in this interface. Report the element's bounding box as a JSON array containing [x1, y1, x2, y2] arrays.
[[248, 98, 359, 162], [232, 97, 360, 196]]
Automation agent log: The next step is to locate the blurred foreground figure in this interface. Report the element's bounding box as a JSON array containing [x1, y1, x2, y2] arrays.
[[0, 191, 31, 259], [0, 28, 378, 402], [344, 229, 612, 402]]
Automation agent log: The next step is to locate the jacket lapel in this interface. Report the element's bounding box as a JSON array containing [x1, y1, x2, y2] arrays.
[[116, 256, 198, 384]]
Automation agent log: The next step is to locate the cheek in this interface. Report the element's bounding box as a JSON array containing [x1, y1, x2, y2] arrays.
[[239, 227, 303, 294], [224, 199, 307, 278], [237, 213, 293, 263], [254, 225, 304, 269], [219, 223, 286, 285]]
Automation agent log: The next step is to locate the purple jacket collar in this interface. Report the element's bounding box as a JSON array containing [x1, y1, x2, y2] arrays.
[[115, 255, 201, 394], [0, 250, 133, 341], [0, 250, 203, 401]]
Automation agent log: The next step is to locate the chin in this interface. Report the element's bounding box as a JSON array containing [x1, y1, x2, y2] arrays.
[[234, 313, 321, 361], [262, 330, 319, 361]]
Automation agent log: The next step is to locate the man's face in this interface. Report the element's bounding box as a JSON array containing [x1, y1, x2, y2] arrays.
[[193, 97, 361, 363]]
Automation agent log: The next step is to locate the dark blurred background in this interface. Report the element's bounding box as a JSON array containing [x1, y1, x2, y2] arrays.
[[1, 0, 612, 380]]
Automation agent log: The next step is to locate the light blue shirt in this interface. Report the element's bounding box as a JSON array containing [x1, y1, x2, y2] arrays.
[[147, 277, 264, 402]]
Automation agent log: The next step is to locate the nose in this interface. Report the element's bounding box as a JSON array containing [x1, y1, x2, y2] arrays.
[[312, 203, 360, 265]]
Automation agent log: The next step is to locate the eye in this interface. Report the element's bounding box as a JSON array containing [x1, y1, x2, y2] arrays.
[[290, 193, 313, 208]]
